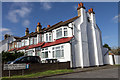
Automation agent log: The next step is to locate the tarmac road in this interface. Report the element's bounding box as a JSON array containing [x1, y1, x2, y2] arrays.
[[47, 67, 118, 78]]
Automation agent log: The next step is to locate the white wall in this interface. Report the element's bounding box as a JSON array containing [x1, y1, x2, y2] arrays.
[[41, 43, 71, 63], [114, 55, 120, 65]]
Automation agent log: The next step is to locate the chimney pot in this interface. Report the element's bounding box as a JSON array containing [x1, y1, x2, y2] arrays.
[[47, 25, 50, 28], [78, 3, 80, 7], [80, 2, 83, 7], [37, 22, 40, 26], [90, 8, 93, 12], [88, 9, 91, 13]]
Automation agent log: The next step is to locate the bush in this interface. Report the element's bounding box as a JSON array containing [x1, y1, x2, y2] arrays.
[[1, 51, 24, 63]]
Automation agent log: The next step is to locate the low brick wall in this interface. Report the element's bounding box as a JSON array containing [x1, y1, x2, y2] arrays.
[[2, 61, 70, 77]]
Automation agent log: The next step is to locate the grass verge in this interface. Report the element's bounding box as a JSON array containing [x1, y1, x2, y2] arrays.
[[1, 69, 73, 79]]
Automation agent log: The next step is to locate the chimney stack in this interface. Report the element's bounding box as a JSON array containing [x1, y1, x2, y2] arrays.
[[77, 2, 85, 17], [37, 22, 42, 33], [25, 28, 29, 36], [4, 34, 10, 40]]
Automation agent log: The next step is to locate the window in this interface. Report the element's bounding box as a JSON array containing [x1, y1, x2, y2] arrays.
[[41, 47, 49, 58], [49, 33, 52, 41], [64, 28, 68, 36], [18, 42, 21, 48], [30, 38, 33, 45], [52, 46, 64, 58], [38, 35, 41, 43], [41, 52, 48, 58], [42, 34, 44, 42], [87, 17, 90, 22], [34, 38, 37, 44], [22, 40, 24, 46], [25, 40, 28, 46], [46, 34, 48, 42], [26, 51, 33, 56], [56, 28, 62, 38]]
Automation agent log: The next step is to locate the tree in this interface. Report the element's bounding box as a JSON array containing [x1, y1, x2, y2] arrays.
[[1, 51, 24, 63], [103, 44, 111, 50]]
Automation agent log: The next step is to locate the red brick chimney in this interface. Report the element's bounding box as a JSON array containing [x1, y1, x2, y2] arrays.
[[77, 2, 85, 17], [25, 28, 29, 36], [37, 22, 42, 33]]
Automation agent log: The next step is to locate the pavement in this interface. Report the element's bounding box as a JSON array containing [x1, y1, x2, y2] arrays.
[[45, 65, 119, 78]]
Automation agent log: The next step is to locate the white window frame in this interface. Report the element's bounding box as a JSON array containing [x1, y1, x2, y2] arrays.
[[21, 40, 24, 47], [34, 37, 37, 44], [52, 45, 64, 59], [41, 47, 49, 58], [30, 38, 33, 45], [56, 27, 68, 39]]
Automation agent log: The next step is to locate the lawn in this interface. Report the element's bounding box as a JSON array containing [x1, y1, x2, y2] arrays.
[[1, 69, 73, 79]]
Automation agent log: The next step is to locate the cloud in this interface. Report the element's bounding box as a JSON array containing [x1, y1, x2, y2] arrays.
[[0, 28, 11, 32], [7, 3, 32, 23], [22, 20, 30, 27], [113, 14, 120, 23], [7, 7, 31, 23], [41, 2, 52, 10], [0, 28, 13, 37], [74, 5, 77, 10]]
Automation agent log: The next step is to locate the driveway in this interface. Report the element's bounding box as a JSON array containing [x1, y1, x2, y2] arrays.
[[47, 67, 118, 78]]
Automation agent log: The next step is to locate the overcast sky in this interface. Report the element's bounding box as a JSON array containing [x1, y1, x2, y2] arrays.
[[1, 2, 118, 47]]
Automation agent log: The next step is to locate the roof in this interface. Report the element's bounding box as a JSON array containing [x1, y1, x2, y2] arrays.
[[8, 48, 16, 52], [45, 16, 79, 31], [42, 37, 73, 48], [16, 46, 28, 51], [27, 42, 45, 49]]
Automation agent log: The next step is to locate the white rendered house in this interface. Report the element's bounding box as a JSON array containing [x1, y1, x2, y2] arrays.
[[8, 2, 104, 68]]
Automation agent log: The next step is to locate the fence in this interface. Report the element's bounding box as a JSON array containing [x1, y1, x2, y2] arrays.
[[2, 61, 70, 77]]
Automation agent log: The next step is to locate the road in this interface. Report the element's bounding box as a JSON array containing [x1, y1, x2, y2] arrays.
[[47, 67, 118, 78]]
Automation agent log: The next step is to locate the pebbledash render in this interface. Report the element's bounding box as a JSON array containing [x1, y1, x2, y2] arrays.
[[8, 3, 104, 68]]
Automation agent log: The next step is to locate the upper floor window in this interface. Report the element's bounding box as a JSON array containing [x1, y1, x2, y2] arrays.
[[46, 34, 48, 42], [56, 28, 62, 39], [38, 34, 41, 43], [42, 34, 44, 42], [24, 40, 28, 46], [21, 40, 24, 46], [56, 27, 68, 39], [34, 38, 37, 44], [64, 28, 68, 36], [45, 33, 52, 42], [49, 33, 52, 42], [30, 38, 33, 45], [18, 42, 21, 48]]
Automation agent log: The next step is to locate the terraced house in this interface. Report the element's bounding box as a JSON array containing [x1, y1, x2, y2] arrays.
[[8, 3, 104, 68]]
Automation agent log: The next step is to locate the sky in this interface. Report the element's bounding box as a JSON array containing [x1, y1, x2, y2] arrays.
[[1, 2, 118, 48]]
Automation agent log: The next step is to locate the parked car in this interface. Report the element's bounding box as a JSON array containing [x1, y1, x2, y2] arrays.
[[8, 56, 41, 64]]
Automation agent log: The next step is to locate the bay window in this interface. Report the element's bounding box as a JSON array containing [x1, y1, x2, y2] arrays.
[[41, 47, 48, 58], [52, 45, 64, 58]]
